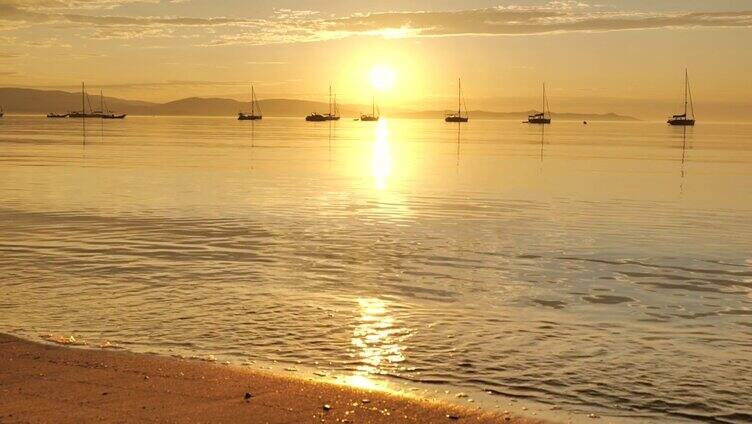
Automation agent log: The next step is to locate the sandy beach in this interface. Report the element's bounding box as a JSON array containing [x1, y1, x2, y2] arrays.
[[0, 333, 543, 423]]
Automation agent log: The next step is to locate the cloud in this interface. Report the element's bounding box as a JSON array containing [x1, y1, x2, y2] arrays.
[[0, 2, 245, 25], [309, 8, 752, 38], [2, 1, 752, 45], [3, 0, 160, 11], [208, 6, 752, 45]]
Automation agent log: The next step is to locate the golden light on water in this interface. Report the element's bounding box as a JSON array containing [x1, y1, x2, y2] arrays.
[[347, 297, 407, 391], [371, 119, 392, 190]]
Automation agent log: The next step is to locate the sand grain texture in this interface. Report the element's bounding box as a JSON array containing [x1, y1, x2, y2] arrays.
[[0, 334, 544, 423]]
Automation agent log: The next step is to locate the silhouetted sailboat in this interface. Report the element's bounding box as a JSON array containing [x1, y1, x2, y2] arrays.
[[306, 85, 340, 121], [527, 83, 551, 124], [238, 84, 262, 120], [100, 90, 126, 119], [360, 95, 379, 121], [668, 69, 695, 126], [68, 82, 103, 118], [445, 78, 468, 122]]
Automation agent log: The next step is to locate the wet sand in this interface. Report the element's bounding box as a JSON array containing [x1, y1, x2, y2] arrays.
[[0, 333, 543, 423]]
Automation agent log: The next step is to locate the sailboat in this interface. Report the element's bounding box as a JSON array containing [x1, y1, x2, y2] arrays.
[[238, 84, 262, 120], [68, 82, 103, 118], [328, 93, 340, 121], [360, 95, 379, 121], [527, 83, 551, 124], [445, 78, 468, 122], [100, 90, 126, 119], [306, 85, 340, 121], [668, 69, 695, 126]]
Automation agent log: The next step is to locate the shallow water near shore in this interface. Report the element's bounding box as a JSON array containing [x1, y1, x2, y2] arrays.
[[1, 116, 751, 423]]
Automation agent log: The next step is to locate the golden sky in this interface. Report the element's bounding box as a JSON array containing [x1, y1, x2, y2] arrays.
[[1, 0, 751, 118]]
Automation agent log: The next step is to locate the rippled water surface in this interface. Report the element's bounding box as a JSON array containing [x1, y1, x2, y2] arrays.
[[1, 116, 751, 423]]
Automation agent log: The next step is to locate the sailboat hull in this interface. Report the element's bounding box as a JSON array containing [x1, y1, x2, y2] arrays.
[[360, 116, 379, 122], [527, 118, 551, 124], [238, 114, 262, 121], [445, 116, 468, 123], [102, 114, 126, 119], [68, 112, 103, 118], [306, 114, 327, 122], [668, 118, 694, 126]]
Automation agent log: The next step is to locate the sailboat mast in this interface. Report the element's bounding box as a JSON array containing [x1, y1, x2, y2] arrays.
[[684, 69, 688, 116], [81, 82, 85, 114], [543, 82, 546, 117], [100, 90, 103, 113], [328, 85, 332, 116], [458, 78, 461, 116], [251, 84, 255, 116]]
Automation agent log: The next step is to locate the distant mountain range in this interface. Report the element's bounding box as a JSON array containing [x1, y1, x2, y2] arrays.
[[0, 87, 639, 121]]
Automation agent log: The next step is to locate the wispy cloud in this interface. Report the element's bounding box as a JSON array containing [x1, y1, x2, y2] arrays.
[[4, 0, 161, 11], [211, 6, 752, 45], [2, 1, 752, 45]]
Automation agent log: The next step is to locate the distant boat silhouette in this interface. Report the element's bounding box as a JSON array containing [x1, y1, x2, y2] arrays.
[[100, 90, 126, 119], [527, 83, 551, 124], [360, 95, 379, 121], [47, 113, 69, 118], [238, 84, 262, 120], [68, 82, 104, 118], [329, 93, 340, 121], [445, 78, 468, 122], [0, 106, 4, 117], [306, 85, 340, 121], [668, 69, 695, 126]]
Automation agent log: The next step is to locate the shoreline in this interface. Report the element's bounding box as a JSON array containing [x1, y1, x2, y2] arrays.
[[0, 333, 545, 423]]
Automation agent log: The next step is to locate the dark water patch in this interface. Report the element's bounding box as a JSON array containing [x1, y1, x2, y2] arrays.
[[582, 295, 635, 305], [532, 299, 566, 309]]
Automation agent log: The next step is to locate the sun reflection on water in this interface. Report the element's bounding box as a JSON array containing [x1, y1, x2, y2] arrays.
[[347, 297, 408, 390], [372, 119, 392, 190]]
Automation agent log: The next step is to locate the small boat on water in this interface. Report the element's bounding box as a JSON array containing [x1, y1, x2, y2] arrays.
[[238, 84, 262, 120], [328, 94, 340, 121], [668, 69, 695, 126], [68, 82, 103, 118], [305, 112, 328, 122], [360, 95, 379, 121], [0, 106, 4, 117], [527, 83, 551, 124], [445, 78, 468, 122], [62, 84, 125, 119], [102, 113, 126, 120], [306, 85, 340, 121], [100, 90, 126, 119]]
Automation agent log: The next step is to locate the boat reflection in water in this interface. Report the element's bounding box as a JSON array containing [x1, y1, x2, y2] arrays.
[[346, 297, 408, 391]]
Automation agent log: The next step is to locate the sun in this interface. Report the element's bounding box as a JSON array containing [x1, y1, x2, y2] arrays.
[[370, 65, 396, 92]]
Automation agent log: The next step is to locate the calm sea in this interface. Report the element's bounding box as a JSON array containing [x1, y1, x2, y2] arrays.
[[1, 116, 750, 423]]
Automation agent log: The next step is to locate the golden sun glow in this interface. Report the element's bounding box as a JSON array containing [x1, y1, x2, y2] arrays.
[[370, 65, 396, 92]]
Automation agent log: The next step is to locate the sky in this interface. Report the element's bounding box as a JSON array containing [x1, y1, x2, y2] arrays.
[[1, 0, 751, 119]]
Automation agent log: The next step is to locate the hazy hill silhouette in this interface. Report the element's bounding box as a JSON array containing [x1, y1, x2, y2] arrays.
[[0, 87, 639, 121]]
